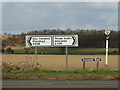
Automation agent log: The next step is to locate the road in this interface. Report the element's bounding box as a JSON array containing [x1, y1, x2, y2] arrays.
[[2, 80, 119, 88]]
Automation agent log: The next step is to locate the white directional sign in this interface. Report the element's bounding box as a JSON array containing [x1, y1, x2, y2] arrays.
[[26, 36, 52, 47], [53, 35, 78, 47], [26, 35, 78, 47]]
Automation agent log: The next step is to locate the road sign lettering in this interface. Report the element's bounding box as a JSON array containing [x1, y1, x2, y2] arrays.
[[81, 58, 101, 61]]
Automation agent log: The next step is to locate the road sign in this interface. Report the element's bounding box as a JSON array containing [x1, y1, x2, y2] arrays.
[[26, 35, 78, 47], [81, 58, 101, 61], [53, 35, 78, 47], [26, 35, 78, 69], [104, 30, 111, 36], [81, 58, 102, 69], [26, 36, 52, 47]]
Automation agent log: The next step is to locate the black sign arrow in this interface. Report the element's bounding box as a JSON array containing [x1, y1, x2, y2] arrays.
[[72, 36, 77, 46], [27, 37, 32, 46]]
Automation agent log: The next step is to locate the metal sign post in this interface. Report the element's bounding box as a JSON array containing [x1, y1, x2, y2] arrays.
[[35, 47, 38, 68], [66, 47, 68, 69], [104, 30, 111, 68]]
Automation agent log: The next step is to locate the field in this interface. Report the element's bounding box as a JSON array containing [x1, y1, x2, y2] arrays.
[[2, 54, 118, 70]]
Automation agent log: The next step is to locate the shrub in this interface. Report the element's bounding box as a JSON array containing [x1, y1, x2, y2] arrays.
[[6, 47, 14, 54]]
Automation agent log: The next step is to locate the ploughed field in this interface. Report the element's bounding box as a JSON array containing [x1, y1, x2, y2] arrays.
[[2, 54, 118, 70]]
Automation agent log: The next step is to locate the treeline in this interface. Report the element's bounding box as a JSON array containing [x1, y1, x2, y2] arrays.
[[2, 29, 118, 48]]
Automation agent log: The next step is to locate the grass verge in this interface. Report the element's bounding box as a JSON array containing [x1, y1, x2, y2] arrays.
[[2, 69, 119, 76], [3, 69, 120, 80], [3, 69, 119, 80]]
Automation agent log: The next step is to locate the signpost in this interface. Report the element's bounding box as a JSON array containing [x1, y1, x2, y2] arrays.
[[104, 30, 111, 68], [66, 47, 68, 69], [26, 35, 78, 69], [81, 58, 102, 69]]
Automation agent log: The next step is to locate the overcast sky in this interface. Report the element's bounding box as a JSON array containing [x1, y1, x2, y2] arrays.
[[2, 2, 118, 34]]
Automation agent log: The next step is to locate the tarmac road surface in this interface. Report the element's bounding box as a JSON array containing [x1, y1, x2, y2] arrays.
[[2, 80, 119, 88]]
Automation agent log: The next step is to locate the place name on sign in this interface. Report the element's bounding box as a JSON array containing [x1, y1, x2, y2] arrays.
[[81, 58, 102, 61]]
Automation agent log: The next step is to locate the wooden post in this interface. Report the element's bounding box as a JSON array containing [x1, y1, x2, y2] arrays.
[[83, 61, 85, 69], [97, 61, 99, 69]]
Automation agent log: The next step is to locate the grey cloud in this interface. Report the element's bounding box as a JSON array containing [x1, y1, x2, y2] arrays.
[[2, 2, 118, 34]]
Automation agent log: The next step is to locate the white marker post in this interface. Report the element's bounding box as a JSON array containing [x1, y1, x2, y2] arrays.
[[106, 39, 108, 66], [104, 30, 111, 68]]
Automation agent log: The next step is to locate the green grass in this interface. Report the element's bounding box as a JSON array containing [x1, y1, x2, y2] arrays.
[[5, 48, 119, 55], [2, 69, 119, 76]]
